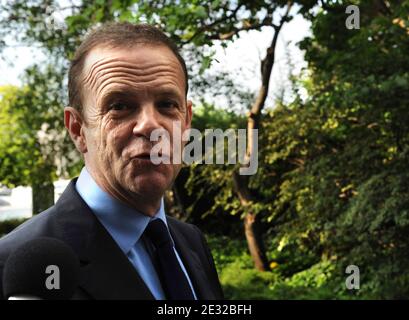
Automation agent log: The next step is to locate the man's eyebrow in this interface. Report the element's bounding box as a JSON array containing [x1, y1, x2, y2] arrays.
[[153, 87, 183, 98], [100, 88, 136, 101], [97, 89, 135, 108]]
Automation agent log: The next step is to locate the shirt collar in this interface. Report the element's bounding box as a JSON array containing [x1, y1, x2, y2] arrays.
[[75, 167, 168, 254]]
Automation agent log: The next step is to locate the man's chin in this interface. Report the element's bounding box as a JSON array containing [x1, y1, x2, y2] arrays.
[[126, 172, 170, 197]]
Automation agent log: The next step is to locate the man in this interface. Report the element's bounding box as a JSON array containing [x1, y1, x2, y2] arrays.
[[0, 22, 223, 300]]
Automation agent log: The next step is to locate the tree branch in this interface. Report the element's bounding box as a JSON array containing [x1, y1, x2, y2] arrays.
[[249, 1, 293, 128], [181, 3, 244, 44], [208, 19, 275, 41]]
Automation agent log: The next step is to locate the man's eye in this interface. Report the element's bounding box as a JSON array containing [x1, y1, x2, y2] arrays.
[[109, 102, 132, 111], [157, 100, 178, 109]]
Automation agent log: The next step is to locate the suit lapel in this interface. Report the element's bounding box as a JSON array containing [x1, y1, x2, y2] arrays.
[[168, 220, 216, 300], [56, 179, 154, 300], [77, 219, 155, 300]]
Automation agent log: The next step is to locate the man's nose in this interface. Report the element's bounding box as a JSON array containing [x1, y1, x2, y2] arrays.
[[132, 103, 163, 139]]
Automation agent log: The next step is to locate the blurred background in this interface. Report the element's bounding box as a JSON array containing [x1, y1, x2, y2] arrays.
[[0, 0, 408, 299]]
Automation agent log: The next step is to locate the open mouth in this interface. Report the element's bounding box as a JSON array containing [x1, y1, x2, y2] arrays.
[[134, 154, 151, 160], [130, 152, 171, 164], [131, 153, 153, 162]]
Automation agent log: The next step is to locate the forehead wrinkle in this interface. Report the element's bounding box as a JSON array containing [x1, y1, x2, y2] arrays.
[[94, 70, 181, 97], [84, 61, 179, 92], [83, 54, 182, 87], [83, 57, 120, 86], [94, 68, 180, 86], [87, 65, 179, 95], [95, 78, 182, 106]]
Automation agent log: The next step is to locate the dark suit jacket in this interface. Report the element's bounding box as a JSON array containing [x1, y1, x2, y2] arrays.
[[0, 179, 224, 300]]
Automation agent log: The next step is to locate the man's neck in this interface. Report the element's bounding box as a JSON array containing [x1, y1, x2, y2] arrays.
[[85, 166, 162, 217]]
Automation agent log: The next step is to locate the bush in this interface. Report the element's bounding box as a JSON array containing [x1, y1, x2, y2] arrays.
[[207, 234, 358, 299], [220, 260, 280, 299]]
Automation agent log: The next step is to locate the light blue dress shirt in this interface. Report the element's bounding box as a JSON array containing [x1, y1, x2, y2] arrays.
[[75, 167, 197, 300]]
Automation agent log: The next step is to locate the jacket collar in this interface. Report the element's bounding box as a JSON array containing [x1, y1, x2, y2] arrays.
[[54, 179, 216, 299]]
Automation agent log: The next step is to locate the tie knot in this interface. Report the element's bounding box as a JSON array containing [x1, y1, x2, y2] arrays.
[[144, 219, 172, 248]]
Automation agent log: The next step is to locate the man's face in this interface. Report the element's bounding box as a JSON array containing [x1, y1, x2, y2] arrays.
[[69, 44, 192, 213]]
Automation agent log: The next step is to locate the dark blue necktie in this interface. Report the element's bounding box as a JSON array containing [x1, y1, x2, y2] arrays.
[[144, 219, 195, 300]]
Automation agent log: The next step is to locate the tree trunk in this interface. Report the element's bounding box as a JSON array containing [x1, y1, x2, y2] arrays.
[[32, 180, 54, 215], [233, 171, 270, 271], [234, 2, 292, 271], [244, 212, 270, 271]]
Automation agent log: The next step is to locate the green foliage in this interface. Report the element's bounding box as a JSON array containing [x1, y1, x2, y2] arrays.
[[333, 148, 409, 298], [182, 103, 247, 222], [220, 261, 280, 300], [206, 235, 252, 273], [209, 235, 360, 299], [252, 0, 409, 299], [0, 65, 82, 189], [0, 65, 83, 213], [199, 0, 409, 299]]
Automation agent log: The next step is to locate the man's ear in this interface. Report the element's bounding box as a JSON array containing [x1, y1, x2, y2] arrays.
[[185, 99, 193, 129], [64, 107, 87, 154]]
